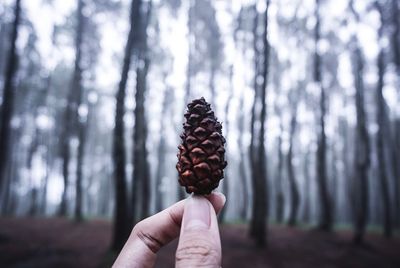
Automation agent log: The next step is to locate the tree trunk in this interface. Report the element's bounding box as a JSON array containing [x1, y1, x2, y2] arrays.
[[339, 117, 351, 223], [303, 151, 311, 223], [250, 0, 270, 247], [249, 5, 259, 239], [390, 0, 400, 228], [155, 85, 171, 212], [0, 0, 21, 196], [351, 37, 371, 244], [237, 94, 249, 220], [132, 1, 152, 222], [219, 66, 233, 223], [111, 0, 142, 252], [75, 105, 89, 221], [27, 128, 39, 216], [59, 0, 85, 216], [314, 0, 332, 231], [132, 57, 150, 221], [276, 123, 284, 223], [287, 111, 299, 226], [375, 15, 393, 237]]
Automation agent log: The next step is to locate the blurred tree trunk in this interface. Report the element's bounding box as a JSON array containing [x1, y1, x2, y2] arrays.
[[237, 94, 248, 220], [249, 4, 260, 240], [132, 1, 151, 222], [112, 0, 142, 252], [390, 0, 400, 227], [209, 66, 216, 109], [219, 66, 233, 223], [75, 103, 90, 221], [276, 119, 284, 223], [350, 34, 370, 244], [375, 5, 393, 237], [155, 82, 172, 212], [287, 108, 299, 226], [339, 117, 351, 223], [314, 0, 332, 231], [0, 13, 7, 81], [0, 0, 21, 196], [59, 0, 85, 216], [27, 128, 39, 216], [132, 57, 150, 221], [331, 141, 339, 220], [303, 150, 310, 223], [250, 0, 269, 247]]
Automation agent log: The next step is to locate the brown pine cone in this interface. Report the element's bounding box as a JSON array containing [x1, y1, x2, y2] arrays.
[[176, 97, 227, 195]]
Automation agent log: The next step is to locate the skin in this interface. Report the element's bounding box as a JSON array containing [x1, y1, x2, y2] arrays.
[[113, 192, 226, 268]]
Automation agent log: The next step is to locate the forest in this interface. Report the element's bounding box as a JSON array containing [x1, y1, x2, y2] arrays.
[[0, 0, 399, 267]]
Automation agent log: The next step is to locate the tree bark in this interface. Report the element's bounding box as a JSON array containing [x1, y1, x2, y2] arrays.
[[58, 0, 85, 216], [237, 94, 249, 220], [249, 5, 260, 239], [287, 111, 299, 226], [276, 121, 284, 223], [303, 150, 311, 223], [74, 104, 90, 221], [219, 66, 233, 223], [390, 0, 400, 228], [314, 0, 332, 231], [250, 0, 270, 247], [132, 1, 151, 223], [375, 10, 392, 237], [111, 0, 142, 252], [351, 36, 371, 244], [155, 85, 171, 212], [0, 0, 21, 196]]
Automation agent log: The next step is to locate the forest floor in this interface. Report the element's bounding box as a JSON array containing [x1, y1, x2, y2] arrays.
[[0, 218, 399, 268]]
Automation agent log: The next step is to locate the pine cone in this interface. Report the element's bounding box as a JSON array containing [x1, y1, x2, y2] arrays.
[[176, 97, 227, 195]]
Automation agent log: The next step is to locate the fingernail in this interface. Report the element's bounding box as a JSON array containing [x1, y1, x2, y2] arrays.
[[184, 195, 211, 230]]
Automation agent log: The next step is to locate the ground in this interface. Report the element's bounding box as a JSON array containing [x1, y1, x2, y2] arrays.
[[0, 218, 399, 268]]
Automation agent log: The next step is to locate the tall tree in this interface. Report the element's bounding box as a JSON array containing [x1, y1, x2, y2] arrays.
[[350, 36, 370, 244], [75, 99, 90, 221], [303, 150, 311, 223], [132, 0, 152, 222], [287, 91, 300, 226], [389, 0, 400, 227], [375, 1, 392, 238], [275, 117, 284, 223], [112, 0, 142, 252], [219, 66, 233, 223], [314, 0, 332, 231], [348, 0, 371, 244], [155, 82, 172, 212], [237, 93, 249, 220], [0, 0, 21, 197], [58, 0, 85, 216], [250, 0, 270, 247]]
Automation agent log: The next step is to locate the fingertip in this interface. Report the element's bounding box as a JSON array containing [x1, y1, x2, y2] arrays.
[[206, 192, 226, 214]]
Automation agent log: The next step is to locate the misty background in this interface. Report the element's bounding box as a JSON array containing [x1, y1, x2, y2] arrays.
[[0, 0, 399, 266]]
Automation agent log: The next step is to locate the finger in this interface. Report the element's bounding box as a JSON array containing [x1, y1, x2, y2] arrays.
[[112, 192, 225, 268], [175, 195, 222, 268]]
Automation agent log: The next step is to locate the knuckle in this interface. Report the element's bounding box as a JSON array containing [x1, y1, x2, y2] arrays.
[[176, 237, 220, 267], [132, 222, 162, 253]]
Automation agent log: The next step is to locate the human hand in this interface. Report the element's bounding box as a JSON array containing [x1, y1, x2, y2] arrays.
[[112, 193, 226, 268]]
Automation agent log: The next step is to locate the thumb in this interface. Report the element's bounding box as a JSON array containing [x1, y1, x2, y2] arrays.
[[175, 195, 224, 268]]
